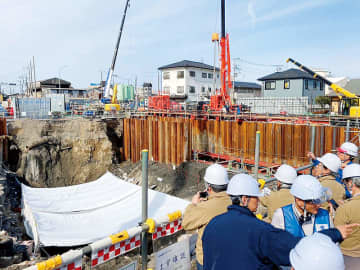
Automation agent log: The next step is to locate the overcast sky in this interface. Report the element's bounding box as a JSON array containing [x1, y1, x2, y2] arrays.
[[1, 0, 359, 91]]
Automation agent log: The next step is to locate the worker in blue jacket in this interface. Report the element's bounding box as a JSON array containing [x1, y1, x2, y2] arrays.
[[202, 174, 358, 270], [308, 142, 358, 198]]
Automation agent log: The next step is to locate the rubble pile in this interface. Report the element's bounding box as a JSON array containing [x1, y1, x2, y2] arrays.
[[0, 171, 33, 269]]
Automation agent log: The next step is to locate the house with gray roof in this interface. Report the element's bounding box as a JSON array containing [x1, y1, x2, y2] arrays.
[[233, 81, 262, 98], [258, 68, 325, 104]]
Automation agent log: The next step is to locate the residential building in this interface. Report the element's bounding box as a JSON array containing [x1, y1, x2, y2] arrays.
[[232, 81, 262, 99], [158, 60, 220, 102], [313, 69, 348, 96], [31, 78, 87, 98], [136, 82, 152, 97], [258, 68, 325, 104], [344, 79, 360, 95]]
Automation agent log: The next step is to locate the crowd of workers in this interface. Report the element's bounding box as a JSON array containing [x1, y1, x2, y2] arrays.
[[182, 142, 360, 270]]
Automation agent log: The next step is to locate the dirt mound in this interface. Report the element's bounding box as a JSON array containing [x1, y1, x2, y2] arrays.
[[110, 161, 209, 200]]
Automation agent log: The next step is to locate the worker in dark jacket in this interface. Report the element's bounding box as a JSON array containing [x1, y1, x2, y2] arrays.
[[202, 173, 358, 270]]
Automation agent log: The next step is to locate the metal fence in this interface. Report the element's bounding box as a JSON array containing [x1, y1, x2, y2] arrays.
[[16, 98, 51, 119], [235, 97, 309, 115]]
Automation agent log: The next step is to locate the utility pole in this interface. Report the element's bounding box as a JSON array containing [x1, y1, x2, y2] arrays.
[[28, 62, 33, 96], [32, 56, 37, 98]]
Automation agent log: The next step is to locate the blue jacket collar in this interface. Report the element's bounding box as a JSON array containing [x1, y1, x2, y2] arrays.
[[228, 204, 256, 217]]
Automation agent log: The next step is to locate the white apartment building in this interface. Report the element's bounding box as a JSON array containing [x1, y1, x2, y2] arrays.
[[158, 60, 220, 102]]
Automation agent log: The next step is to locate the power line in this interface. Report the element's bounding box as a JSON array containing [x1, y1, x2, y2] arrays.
[[233, 57, 284, 68]]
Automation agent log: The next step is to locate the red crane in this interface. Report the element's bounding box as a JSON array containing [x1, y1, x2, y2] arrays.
[[209, 0, 233, 112]]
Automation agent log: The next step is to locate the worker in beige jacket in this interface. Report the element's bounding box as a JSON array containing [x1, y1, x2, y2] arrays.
[[182, 163, 231, 270], [260, 164, 297, 222], [312, 153, 346, 211], [335, 163, 360, 269]]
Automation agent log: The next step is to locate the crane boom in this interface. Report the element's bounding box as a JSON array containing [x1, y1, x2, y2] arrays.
[[103, 0, 131, 101], [286, 58, 358, 99]]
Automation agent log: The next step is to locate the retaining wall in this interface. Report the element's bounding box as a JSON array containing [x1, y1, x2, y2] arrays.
[[124, 117, 360, 167]]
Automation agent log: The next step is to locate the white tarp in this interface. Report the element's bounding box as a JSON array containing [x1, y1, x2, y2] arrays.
[[22, 172, 190, 247]]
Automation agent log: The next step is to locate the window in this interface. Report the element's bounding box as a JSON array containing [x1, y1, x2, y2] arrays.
[[320, 81, 324, 91], [177, 71, 184, 79], [189, 71, 196, 77], [217, 74, 220, 79], [208, 73, 213, 79], [201, 87, 206, 93], [189, 86, 196, 94], [284, 80, 290, 89], [163, 72, 170, 80], [177, 86, 184, 94], [202, 72, 207, 78], [305, 79, 308, 89], [313, 80, 317, 89], [208, 87, 212, 92], [265, 80, 276, 90]]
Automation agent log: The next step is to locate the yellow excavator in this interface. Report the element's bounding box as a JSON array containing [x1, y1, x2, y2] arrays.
[[286, 58, 360, 117]]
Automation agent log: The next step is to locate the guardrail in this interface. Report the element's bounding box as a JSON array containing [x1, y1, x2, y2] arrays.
[[24, 210, 184, 270]]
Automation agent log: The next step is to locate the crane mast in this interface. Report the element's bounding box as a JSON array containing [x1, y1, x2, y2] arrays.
[[102, 0, 131, 103]]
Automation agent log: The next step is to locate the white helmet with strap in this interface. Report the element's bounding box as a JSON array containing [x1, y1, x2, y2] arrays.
[[337, 142, 358, 157], [290, 233, 345, 270], [317, 153, 341, 173], [290, 175, 324, 203]]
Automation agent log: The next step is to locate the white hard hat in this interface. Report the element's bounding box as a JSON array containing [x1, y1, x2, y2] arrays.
[[227, 174, 263, 197], [274, 164, 297, 184], [342, 163, 360, 180], [204, 163, 229, 185], [290, 175, 323, 201], [317, 153, 341, 173], [290, 233, 345, 270], [338, 142, 358, 157]]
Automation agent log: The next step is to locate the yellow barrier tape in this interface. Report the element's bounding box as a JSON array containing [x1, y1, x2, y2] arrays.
[[36, 255, 62, 270], [256, 214, 263, 220], [110, 230, 129, 244], [258, 179, 266, 190], [167, 210, 182, 222], [145, 218, 156, 234]]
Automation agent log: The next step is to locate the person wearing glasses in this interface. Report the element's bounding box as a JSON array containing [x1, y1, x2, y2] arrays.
[[312, 153, 346, 211], [272, 175, 333, 237], [308, 142, 358, 199]]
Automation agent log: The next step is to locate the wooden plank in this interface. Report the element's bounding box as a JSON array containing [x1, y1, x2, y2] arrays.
[[241, 121, 248, 160], [184, 120, 189, 161], [258, 123, 265, 165], [293, 125, 302, 167], [123, 119, 129, 160], [220, 120, 226, 155], [232, 121, 239, 157], [265, 123, 272, 165], [176, 121, 182, 165], [248, 122, 256, 161], [159, 118, 164, 163], [148, 118, 153, 160], [171, 121, 176, 165]]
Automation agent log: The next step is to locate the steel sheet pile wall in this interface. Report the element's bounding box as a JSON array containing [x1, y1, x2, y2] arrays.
[[123, 117, 360, 167], [124, 117, 192, 165]]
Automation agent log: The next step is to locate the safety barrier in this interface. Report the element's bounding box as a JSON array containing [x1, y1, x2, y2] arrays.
[[24, 210, 184, 270]]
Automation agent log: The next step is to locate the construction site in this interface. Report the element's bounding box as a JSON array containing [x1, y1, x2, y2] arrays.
[[1, 0, 360, 269]]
